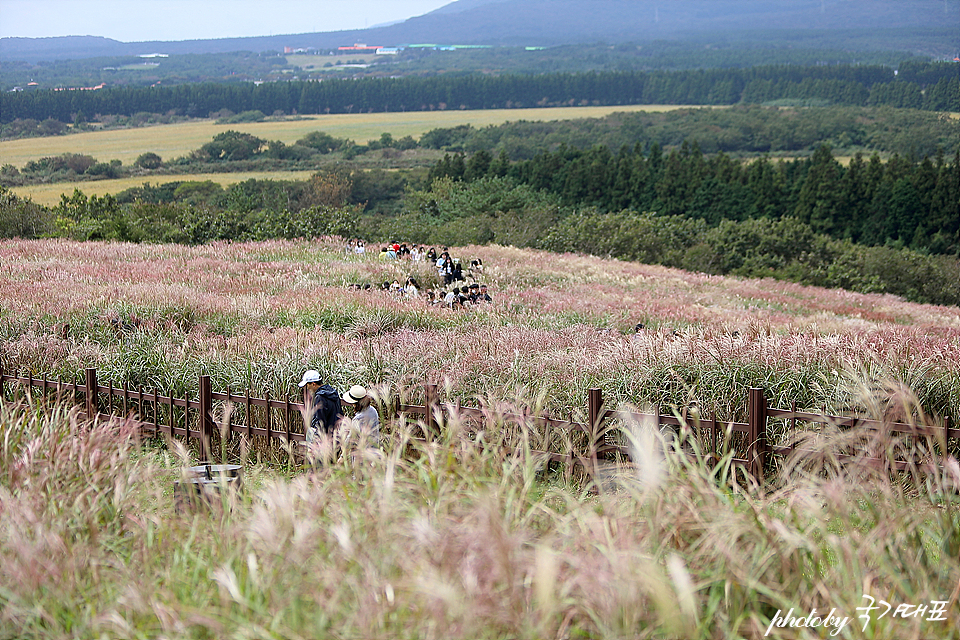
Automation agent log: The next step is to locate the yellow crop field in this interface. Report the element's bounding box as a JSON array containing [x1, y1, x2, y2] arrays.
[[11, 171, 318, 206], [0, 105, 694, 170]]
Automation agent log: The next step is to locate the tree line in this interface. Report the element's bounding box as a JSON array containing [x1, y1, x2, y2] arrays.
[[5, 104, 957, 190], [2, 62, 957, 124], [418, 105, 959, 161], [428, 143, 960, 257]]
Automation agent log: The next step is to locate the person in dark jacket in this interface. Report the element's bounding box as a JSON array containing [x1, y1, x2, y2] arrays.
[[299, 369, 343, 443]]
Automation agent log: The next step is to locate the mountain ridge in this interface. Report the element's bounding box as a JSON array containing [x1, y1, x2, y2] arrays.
[[2, 0, 957, 62]]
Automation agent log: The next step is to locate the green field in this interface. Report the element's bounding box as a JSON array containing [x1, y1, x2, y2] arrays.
[[0, 105, 695, 170]]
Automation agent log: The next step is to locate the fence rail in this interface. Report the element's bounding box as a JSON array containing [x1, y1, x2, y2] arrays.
[[2, 366, 957, 484]]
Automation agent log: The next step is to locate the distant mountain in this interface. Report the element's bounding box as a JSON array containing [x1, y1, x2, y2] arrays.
[[2, 0, 957, 62]]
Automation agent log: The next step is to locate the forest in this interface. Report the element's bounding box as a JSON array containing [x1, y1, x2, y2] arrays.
[[427, 140, 960, 252], [2, 61, 957, 125]]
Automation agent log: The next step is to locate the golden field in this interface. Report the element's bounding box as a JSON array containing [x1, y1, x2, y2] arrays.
[[10, 171, 319, 206], [0, 105, 690, 170]]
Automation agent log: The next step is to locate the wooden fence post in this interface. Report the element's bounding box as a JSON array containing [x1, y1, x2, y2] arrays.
[[85, 368, 98, 420], [747, 387, 769, 483], [588, 388, 604, 472], [424, 383, 439, 440], [588, 387, 604, 433], [199, 375, 212, 462]]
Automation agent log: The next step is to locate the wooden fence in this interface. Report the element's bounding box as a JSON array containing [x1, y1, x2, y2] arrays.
[[1, 366, 957, 484]]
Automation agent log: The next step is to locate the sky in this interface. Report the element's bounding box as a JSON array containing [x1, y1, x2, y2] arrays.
[[0, 0, 456, 41]]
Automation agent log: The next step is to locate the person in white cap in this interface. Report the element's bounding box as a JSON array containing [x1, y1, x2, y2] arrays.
[[341, 384, 380, 446], [298, 369, 343, 443]]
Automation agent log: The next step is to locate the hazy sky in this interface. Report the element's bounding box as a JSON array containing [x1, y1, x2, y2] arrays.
[[0, 0, 455, 41]]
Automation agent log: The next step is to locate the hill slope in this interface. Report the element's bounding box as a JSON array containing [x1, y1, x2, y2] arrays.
[[2, 0, 957, 61]]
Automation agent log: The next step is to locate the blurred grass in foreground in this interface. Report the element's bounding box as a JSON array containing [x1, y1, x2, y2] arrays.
[[0, 394, 957, 639]]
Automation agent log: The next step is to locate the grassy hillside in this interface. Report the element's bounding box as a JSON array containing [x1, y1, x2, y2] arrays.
[[2, 237, 959, 639], [2, 238, 957, 423]]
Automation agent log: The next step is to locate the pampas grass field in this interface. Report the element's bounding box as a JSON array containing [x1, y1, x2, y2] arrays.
[[1, 238, 959, 639]]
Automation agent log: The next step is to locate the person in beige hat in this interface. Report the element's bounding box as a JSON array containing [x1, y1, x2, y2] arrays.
[[341, 384, 380, 446]]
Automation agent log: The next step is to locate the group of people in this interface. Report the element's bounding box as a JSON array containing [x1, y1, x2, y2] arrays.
[[348, 240, 427, 262], [343, 240, 494, 310], [435, 251, 485, 285], [298, 369, 380, 464], [429, 282, 493, 309], [346, 239, 484, 281]]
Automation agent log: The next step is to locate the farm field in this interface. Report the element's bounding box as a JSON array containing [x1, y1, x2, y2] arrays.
[[286, 52, 380, 69], [0, 104, 691, 169], [10, 170, 320, 206], [2, 238, 959, 639]]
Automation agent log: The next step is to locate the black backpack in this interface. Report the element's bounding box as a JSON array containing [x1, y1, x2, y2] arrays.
[[311, 385, 343, 435]]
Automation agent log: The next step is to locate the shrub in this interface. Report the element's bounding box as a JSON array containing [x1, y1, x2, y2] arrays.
[[37, 118, 67, 136], [296, 130, 348, 153], [134, 152, 163, 169], [419, 124, 475, 150], [283, 204, 364, 239], [0, 187, 55, 238], [173, 180, 223, 206], [23, 153, 97, 176], [198, 130, 266, 162], [540, 209, 706, 267], [215, 109, 266, 124], [86, 162, 120, 179]]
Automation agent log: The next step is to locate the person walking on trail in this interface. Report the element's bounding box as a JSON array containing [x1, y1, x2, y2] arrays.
[[299, 369, 343, 443], [341, 385, 380, 447]]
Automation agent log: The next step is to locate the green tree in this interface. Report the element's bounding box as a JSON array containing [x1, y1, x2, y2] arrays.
[[0, 186, 55, 238], [794, 145, 843, 235], [889, 177, 923, 244], [296, 131, 346, 153], [199, 130, 266, 161], [464, 150, 493, 182], [134, 152, 163, 169]]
